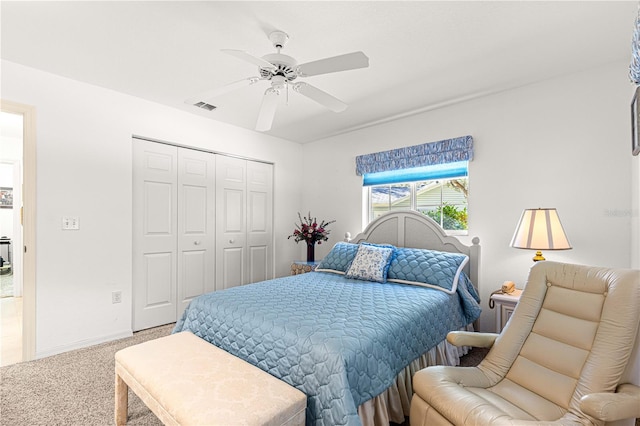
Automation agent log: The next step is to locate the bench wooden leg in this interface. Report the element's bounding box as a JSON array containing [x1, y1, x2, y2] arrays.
[[115, 372, 128, 426]]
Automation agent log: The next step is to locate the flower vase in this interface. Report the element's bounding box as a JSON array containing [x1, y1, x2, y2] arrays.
[[306, 242, 315, 263]]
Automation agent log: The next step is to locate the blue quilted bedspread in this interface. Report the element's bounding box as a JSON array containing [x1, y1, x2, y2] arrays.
[[173, 272, 480, 425]]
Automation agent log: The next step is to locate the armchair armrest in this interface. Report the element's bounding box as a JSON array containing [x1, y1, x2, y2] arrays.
[[446, 331, 499, 348], [580, 383, 640, 422]]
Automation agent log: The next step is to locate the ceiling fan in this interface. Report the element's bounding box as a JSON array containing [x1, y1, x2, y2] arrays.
[[185, 30, 369, 132]]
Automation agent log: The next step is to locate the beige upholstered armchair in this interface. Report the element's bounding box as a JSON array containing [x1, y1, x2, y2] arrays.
[[411, 261, 640, 426]]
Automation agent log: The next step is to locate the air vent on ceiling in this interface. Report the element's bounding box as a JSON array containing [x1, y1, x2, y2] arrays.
[[193, 101, 217, 111]]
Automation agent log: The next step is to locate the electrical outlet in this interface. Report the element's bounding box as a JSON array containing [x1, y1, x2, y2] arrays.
[[112, 291, 122, 304], [62, 217, 80, 230]]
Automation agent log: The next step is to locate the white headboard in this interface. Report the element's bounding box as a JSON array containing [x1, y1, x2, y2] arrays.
[[347, 211, 480, 289]]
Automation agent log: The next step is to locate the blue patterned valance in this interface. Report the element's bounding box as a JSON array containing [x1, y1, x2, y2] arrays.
[[631, 6, 640, 84], [355, 135, 473, 176]]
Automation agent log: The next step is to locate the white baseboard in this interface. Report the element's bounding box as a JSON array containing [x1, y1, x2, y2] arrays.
[[36, 329, 133, 360]]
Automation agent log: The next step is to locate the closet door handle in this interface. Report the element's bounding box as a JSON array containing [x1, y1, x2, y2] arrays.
[[229, 239, 234, 244], [194, 241, 201, 245]]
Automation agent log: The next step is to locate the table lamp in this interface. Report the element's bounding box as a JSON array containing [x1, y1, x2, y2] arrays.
[[510, 208, 572, 261]]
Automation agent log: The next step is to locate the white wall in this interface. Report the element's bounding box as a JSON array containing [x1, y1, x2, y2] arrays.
[[1, 60, 304, 357], [302, 61, 635, 332]]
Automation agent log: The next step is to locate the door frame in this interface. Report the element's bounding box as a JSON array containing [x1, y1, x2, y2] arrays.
[[1, 100, 36, 362]]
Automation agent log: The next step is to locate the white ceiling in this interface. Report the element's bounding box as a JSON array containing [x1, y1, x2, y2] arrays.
[[1, 1, 637, 143]]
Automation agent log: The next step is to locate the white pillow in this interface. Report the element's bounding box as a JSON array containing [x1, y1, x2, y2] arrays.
[[345, 243, 395, 283]]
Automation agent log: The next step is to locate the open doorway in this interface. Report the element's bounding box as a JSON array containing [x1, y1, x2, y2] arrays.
[[1, 101, 36, 365], [0, 113, 23, 365]]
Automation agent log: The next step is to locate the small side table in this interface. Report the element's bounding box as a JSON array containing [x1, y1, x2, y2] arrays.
[[491, 288, 523, 332], [290, 261, 319, 275]]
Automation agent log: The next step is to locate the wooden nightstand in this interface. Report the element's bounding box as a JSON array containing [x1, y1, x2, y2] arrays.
[[491, 288, 523, 332], [290, 261, 319, 275]]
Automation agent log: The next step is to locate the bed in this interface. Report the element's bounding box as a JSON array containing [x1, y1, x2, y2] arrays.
[[173, 211, 481, 426]]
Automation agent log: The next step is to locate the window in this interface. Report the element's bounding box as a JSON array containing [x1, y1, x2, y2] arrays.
[[367, 172, 468, 234], [356, 136, 473, 234]]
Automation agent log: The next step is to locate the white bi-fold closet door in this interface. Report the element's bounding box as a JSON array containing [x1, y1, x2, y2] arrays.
[[132, 139, 274, 331], [216, 155, 273, 290], [133, 139, 215, 331]]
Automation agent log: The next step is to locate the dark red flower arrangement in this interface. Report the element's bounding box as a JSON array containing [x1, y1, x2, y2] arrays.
[[288, 212, 336, 245]]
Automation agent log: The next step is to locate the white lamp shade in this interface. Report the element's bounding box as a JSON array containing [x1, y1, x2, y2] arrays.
[[510, 208, 572, 250]]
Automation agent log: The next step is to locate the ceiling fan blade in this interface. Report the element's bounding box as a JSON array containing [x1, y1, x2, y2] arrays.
[[294, 82, 347, 112], [222, 49, 276, 70], [297, 51, 369, 77], [255, 89, 279, 131], [185, 77, 261, 105]]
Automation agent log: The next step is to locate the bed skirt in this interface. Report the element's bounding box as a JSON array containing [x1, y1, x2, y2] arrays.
[[357, 328, 472, 426]]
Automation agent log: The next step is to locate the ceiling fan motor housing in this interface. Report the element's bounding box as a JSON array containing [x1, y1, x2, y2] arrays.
[[260, 53, 298, 81]]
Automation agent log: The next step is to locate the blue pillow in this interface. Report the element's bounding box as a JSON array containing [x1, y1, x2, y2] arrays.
[[387, 247, 469, 294], [345, 243, 395, 283], [315, 242, 359, 274]]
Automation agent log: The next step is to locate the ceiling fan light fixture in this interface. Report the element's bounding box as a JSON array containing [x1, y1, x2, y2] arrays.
[[270, 75, 287, 92]]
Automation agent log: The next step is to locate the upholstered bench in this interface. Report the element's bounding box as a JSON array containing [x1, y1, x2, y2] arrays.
[[114, 331, 306, 426]]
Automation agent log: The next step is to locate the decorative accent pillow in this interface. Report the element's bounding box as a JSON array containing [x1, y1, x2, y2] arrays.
[[315, 242, 359, 274], [387, 247, 469, 294], [345, 243, 395, 283]]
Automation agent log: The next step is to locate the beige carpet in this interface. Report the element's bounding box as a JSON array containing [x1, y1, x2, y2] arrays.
[[1, 324, 173, 425]]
